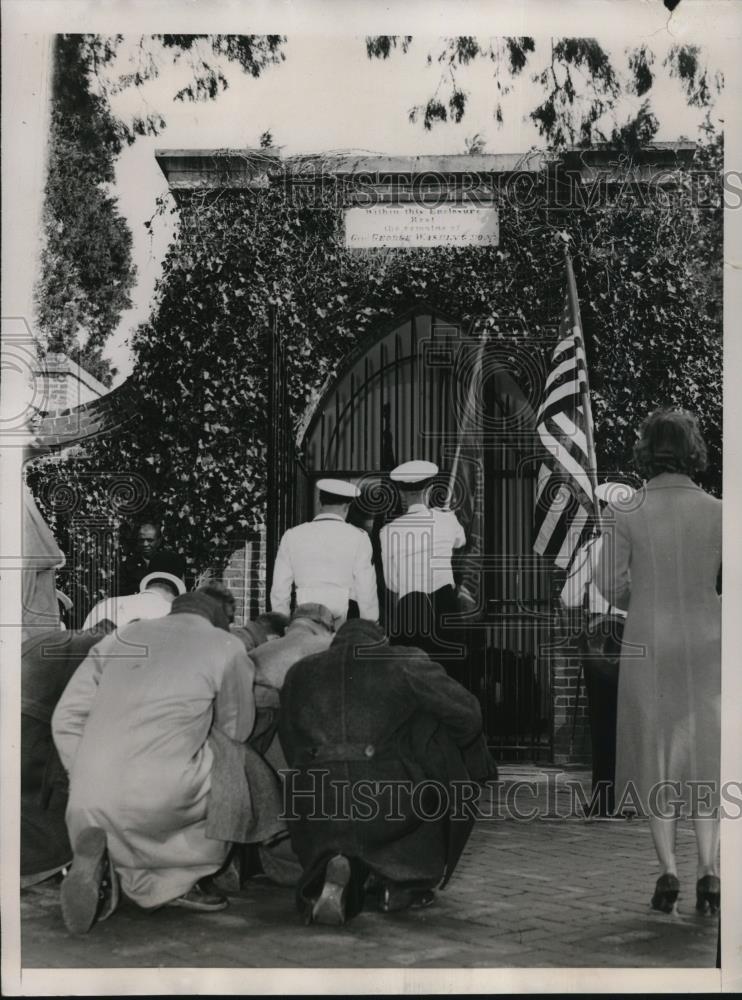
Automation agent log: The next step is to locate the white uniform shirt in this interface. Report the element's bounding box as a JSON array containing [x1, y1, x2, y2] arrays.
[[82, 591, 173, 631], [379, 504, 466, 599], [560, 535, 626, 617], [270, 513, 379, 623]]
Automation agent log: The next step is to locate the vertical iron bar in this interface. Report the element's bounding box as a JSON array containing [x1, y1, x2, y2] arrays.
[[335, 387, 341, 472], [394, 333, 401, 463], [409, 317, 416, 457], [350, 373, 356, 470], [364, 357, 370, 470], [265, 308, 279, 601], [380, 341, 386, 471]]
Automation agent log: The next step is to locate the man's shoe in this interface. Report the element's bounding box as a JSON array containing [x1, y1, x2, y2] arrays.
[[378, 884, 436, 914], [310, 854, 351, 926], [165, 880, 229, 912], [60, 826, 109, 935]]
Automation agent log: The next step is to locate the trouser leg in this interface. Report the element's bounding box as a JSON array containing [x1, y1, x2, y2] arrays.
[[583, 662, 618, 814], [391, 592, 433, 651], [581, 620, 620, 816], [431, 586, 469, 685]]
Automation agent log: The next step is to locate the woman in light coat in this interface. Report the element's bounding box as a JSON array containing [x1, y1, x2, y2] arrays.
[[597, 409, 721, 915]]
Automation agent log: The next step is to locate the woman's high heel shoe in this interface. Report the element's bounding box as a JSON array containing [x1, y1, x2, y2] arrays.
[[695, 875, 720, 915], [651, 873, 680, 913]]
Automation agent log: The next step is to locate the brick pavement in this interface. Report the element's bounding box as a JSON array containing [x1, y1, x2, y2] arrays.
[[20, 768, 718, 969]]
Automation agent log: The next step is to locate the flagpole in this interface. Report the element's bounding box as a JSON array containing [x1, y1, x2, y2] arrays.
[[447, 333, 487, 509], [564, 247, 602, 534]]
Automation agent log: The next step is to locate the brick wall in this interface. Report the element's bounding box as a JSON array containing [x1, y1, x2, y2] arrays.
[[35, 378, 140, 449], [551, 608, 591, 766], [33, 353, 111, 415], [218, 524, 267, 626]]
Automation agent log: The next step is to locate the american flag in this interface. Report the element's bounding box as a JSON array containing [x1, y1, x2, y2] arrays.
[[533, 254, 598, 568]]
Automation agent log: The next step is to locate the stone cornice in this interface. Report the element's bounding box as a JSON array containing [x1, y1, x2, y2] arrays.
[[155, 142, 698, 193]]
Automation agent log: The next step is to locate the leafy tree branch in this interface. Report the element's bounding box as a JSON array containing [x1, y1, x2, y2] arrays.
[[366, 35, 723, 148]]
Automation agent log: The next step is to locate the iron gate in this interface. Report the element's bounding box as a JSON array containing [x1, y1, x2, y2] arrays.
[[267, 303, 555, 762]]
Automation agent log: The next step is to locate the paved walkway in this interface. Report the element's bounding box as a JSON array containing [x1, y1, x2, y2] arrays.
[[20, 768, 718, 969]]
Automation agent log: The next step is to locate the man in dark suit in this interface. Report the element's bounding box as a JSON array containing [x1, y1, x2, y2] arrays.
[[116, 521, 186, 596]]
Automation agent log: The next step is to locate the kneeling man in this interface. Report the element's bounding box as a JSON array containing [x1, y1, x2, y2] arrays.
[[52, 590, 255, 933], [279, 618, 493, 925]]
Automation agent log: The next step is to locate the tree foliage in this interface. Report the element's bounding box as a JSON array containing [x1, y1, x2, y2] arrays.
[[367, 35, 723, 148], [34, 34, 287, 384], [28, 134, 723, 621], [75, 34, 287, 141], [35, 35, 137, 385]]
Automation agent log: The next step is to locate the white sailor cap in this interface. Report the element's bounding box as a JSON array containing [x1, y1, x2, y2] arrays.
[[390, 460, 439, 484], [594, 481, 635, 505], [317, 478, 360, 499], [140, 571, 187, 595]]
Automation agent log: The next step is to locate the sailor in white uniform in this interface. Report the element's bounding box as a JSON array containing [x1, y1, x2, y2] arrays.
[[270, 478, 379, 628], [379, 460, 467, 668]]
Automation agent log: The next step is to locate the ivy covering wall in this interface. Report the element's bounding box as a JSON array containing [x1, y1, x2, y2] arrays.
[[27, 137, 723, 620]]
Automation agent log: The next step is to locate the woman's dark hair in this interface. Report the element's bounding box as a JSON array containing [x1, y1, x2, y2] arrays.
[[633, 408, 708, 479]]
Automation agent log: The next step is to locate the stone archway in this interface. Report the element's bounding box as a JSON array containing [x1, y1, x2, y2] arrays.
[[34, 378, 140, 451]]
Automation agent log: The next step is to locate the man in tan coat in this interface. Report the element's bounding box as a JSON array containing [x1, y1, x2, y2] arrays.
[[52, 591, 255, 933]]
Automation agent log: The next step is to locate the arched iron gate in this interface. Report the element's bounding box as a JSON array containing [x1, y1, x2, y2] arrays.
[[267, 303, 555, 762]]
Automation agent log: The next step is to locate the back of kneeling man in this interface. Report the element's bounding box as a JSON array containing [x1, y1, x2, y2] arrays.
[[52, 590, 255, 934], [278, 618, 493, 925]]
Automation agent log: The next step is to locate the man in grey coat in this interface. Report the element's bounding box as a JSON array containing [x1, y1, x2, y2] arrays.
[[250, 603, 335, 745], [212, 603, 335, 890]]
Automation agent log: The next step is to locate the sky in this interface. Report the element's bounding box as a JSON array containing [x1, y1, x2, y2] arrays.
[[102, 32, 723, 384]]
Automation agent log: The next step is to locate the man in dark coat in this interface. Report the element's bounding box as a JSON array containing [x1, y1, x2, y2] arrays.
[[278, 619, 495, 925], [21, 626, 112, 885], [115, 521, 186, 597]]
